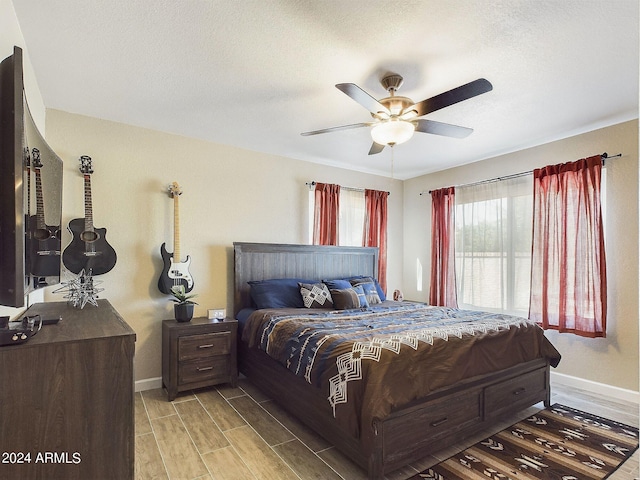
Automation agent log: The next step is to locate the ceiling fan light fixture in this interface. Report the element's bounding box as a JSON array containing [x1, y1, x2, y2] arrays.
[[371, 119, 415, 146]]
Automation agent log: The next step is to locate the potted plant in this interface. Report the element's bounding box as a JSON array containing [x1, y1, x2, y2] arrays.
[[170, 285, 198, 322]]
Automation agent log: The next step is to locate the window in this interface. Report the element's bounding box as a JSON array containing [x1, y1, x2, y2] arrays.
[[339, 189, 365, 246], [454, 175, 533, 317], [308, 187, 365, 246], [308, 184, 388, 292]]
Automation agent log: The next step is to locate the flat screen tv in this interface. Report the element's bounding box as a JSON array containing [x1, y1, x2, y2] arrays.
[[0, 46, 63, 307]]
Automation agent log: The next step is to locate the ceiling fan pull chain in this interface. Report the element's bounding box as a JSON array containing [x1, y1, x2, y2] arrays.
[[391, 145, 395, 180]]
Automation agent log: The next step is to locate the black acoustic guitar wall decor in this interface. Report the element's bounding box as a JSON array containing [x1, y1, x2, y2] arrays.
[[62, 156, 117, 275]]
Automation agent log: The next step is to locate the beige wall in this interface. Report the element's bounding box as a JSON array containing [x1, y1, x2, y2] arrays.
[[45, 109, 404, 381], [403, 120, 639, 392]]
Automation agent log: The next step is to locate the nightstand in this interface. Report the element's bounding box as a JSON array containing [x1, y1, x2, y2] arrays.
[[162, 317, 238, 401]]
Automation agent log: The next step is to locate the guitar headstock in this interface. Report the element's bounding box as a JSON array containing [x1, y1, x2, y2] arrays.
[[79, 155, 93, 175], [168, 182, 183, 198], [31, 148, 42, 169]]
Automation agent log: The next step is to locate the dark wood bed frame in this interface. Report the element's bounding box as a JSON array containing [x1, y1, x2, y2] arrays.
[[233, 242, 551, 479]]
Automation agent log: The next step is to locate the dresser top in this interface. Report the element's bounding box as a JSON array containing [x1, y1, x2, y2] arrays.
[[4, 299, 135, 349]]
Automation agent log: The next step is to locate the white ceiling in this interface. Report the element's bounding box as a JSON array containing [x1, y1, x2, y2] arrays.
[[12, 0, 639, 180]]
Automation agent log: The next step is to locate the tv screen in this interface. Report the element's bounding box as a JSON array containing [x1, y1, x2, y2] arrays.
[[0, 46, 63, 307]]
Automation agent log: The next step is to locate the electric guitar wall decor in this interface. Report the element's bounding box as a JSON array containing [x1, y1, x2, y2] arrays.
[[29, 148, 62, 277], [62, 155, 117, 275], [158, 182, 194, 294]]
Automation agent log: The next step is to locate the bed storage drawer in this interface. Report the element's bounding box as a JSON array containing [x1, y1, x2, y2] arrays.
[[178, 331, 231, 361], [382, 389, 482, 463], [484, 367, 547, 419]]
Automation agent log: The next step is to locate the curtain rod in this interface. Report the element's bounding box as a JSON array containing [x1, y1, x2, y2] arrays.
[[419, 152, 622, 195], [306, 181, 390, 196]]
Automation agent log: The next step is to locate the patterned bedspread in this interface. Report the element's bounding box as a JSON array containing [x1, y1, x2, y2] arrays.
[[242, 302, 561, 437]]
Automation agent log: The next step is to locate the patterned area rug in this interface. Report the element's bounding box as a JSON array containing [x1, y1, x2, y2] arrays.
[[414, 404, 638, 479]]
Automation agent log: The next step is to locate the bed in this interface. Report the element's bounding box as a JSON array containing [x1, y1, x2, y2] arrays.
[[233, 242, 561, 479]]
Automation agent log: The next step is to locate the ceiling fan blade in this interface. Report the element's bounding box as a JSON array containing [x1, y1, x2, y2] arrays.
[[415, 119, 473, 138], [336, 83, 391, 116], [368, 142, 385, 155], [405, 78, 493, 118], [301, 122, 374, 136]]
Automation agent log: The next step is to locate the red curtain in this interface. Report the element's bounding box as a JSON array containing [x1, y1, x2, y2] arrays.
[[313, 183, 340, 245], [429, 187, 458, 307], [364, 189, 388, 294], [529, 155, 607, 337]]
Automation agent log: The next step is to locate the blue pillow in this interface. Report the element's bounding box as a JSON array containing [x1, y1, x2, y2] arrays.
[[323, 279, 352, 290], [349, 278, 381, 305], [348, 275, 386, 302], [352, 285, 369, 308], [248, 278, 313, 309]]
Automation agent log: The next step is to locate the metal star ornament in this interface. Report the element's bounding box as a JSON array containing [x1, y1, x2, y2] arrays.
[[53, 268, 104, 308]]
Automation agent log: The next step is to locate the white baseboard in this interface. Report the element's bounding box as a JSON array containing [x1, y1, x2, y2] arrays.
[[135, 377, 162, 392], [551, 371, 639, 405]]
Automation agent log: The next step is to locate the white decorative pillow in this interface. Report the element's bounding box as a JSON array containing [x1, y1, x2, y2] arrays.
[[298, 282, 333, 308]]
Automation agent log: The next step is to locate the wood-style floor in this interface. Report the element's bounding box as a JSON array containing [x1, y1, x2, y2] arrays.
[[135, 380, 639, 480]]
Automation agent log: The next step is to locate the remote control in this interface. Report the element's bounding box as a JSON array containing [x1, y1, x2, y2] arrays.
[[41, 316, 61, 325]]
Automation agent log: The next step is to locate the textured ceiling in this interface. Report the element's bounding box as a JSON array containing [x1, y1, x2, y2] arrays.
[[12, 0, 639, 179]]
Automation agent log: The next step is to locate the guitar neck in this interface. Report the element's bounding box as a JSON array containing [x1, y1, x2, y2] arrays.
[[26, 167, 31, 216], [84, 174, 94, 232], [173, 193, 181, 262], [34, 169, 45, 228]]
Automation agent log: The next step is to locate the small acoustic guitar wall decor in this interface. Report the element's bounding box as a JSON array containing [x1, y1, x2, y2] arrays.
[[62, 156, 117, 275], [158, 182, 194, 294], [29, 148, 62, 277]]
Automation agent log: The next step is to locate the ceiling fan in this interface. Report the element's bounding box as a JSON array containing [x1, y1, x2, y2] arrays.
[[301, 74, 493, 155]]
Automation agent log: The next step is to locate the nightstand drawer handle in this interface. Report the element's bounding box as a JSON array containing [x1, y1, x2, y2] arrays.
[[430, 417, 448, 427], [513, 387, 526, 396], [197, 366, 214, 372], [198, 344, 214, 349]]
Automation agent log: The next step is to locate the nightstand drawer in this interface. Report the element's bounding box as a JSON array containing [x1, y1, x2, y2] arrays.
[[178, 331, 230, 361], [178, 356, 230, 386]]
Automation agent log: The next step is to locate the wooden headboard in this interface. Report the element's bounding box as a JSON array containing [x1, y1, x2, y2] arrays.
[[233, 242, 378, 316]]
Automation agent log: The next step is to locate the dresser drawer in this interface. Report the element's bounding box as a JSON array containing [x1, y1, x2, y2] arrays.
[[383, 389, 482, 462], [484, 367, 547, 419], [178, 331, 230, 361], [178, 356, 230, 386]]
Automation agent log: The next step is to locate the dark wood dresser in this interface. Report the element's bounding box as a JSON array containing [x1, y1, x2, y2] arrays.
[[162, 317, 237, 401], [0, 300, 136, 480]]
